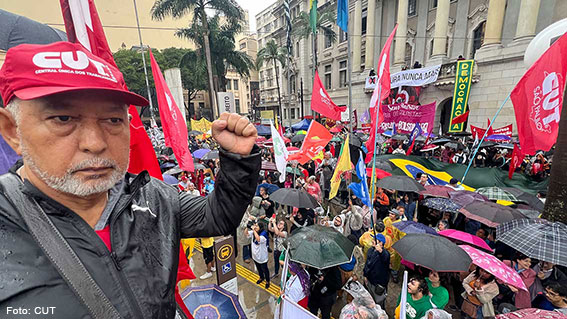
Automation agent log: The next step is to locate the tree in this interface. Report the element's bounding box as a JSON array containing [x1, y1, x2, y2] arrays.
[[292, 4, 337, 68], [542, 85, 567, 224], [151, 0, 244, 118], [176, 15, 254, 92], [256, 39, 287, 119]]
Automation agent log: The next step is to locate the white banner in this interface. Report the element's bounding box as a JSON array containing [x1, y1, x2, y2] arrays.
[[365, 64, 441, 90], [217, 92, 235, 115]]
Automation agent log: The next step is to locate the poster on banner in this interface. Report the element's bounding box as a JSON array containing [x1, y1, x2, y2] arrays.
[[449, 60, 474, 132], [378, 102, 436, 134], [214, 236, 238, 295], [217, 92, 235, 115], [365, 64, 441, 90]]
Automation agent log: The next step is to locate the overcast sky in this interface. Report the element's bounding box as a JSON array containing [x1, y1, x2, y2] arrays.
[[237, 0, 275, 33]]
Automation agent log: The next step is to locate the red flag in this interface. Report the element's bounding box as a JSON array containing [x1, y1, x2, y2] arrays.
[[365, 25, 398, 163], [511, 33, 567, 154], [287, 121, 332, 164], [150, 49, 194, 172], [451, 110, 469, 125], [278, 122, 285, 140], [311, 71, 347, 120], [487, 118, 494, 136], [508, 144, 524, 179], [60, 0, 162, 179]]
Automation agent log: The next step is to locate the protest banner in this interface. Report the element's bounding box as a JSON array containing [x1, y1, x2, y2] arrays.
[[449, 60, 474, 133], [365, 64, 441, 90], [471, 124, 513, 138], [378, 102, 436, 134]]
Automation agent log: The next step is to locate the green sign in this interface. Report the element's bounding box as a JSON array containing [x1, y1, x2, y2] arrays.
[[449, 60, 474, 133]]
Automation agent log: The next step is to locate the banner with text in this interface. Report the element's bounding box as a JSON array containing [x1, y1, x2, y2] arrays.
[[449, 60, 474, 133], [365, 64, 441, 90], [471, 124, 513, 138], [379, 102, 436, 134]]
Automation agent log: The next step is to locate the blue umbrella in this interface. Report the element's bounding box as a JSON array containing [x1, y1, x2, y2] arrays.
[[421, 197, 462, 213], [162, 174, 178, 185], [394, 221, 438, 235], [180, 284, 246, 319], [193, 148, 211, 159], [160, 162, 176, 169], [256, 183, 280, 195], [486, 134, 511, 142]]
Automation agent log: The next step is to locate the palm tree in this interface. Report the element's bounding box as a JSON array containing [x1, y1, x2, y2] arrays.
[[177, 15, 255, 92], [151, 0, 244, 117], [292, 4, 337, 69], [256, 39, 287, 119]]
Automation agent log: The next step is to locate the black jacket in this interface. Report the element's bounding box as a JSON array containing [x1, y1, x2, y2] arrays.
[[364, 247, 390, 287], [0, 147, 260, 319]]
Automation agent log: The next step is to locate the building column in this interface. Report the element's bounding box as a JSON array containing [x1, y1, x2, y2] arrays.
[[515, 0, 541, 40], [364, 0, 376, 69], [432, 0, 450, 57], [451, 0, 470, 59], [352, 0, 362, 72], [393, 0, 409, 66], [483, 0, 507, 46]]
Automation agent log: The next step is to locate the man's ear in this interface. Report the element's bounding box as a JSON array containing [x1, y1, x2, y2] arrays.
[[0, 108, 22, 155]]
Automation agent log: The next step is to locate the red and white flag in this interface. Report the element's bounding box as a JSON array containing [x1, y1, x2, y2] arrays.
[[511, 33, 567, 155], [60, 0, 162, 179], [365, 25, 398, 163], [287, 121, 333, 165], [311, 71, 346, 120], [508, 143, 524, 179], [149, 50, 194, 172]]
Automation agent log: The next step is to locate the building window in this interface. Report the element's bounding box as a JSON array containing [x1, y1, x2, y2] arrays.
[[233, 79, 239, 90], [360, 54, 365, 71], [339, 30, 347, 43], [226, 80, 232, 90], [324, 64, 332, 89], [235, 99, 240, 113], [339, 60, 347, 87], [240, 42, 246, 49], [430, 0, 438, 8], [408, 0, 417, 16], [290, 75, 296, 93], [199, 102, 205, 109], [325, 30, 333, 48], [291, 107, 296, 119], [361, 9, 367, 35], [296, 42, 300, 57], [472, 21, 486, 58], [284, 109, 288, 120]]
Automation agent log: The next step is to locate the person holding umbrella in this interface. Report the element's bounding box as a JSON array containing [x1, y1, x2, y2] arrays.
[[461, 266, 499, 319], [246, 222, 271, 289], [501, 252, 536, 310], [363, 234, 390, 308]]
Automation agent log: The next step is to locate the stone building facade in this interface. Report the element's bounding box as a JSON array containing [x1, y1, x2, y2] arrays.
[[256, 0, 567, 133]]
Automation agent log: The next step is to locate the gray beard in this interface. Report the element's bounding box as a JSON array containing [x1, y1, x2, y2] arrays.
[[20, 142, 127, 197]]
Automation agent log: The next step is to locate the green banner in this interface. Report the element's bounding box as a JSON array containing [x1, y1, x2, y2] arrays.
[[449, 60, 474, 133]]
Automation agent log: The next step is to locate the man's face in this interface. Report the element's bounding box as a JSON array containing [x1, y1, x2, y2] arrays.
[[408, 279, 420, 294], [324, 153, 331, 160], [476, 229, 487, 239], [420, 175, 428, 182], [544, 287, 564, 305], [428, 271, 440, 284], [14, 92, 130, 197], [188, 184, 195, 191]]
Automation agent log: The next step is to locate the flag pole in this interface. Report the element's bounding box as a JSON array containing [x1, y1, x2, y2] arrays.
[[368, 86, 382, 240], [132, 0, 157, 125], [346, 5, 353, 198], [460, 93, 511, 185]]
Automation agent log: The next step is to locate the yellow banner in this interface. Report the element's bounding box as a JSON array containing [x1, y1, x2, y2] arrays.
[[329, 135, 351, 200], [191, 118, 212, 133], [449, 60, 474, 133]]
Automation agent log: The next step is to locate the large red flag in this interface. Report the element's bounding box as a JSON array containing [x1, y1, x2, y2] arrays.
[[311, 71, 347, 120], [486, 118, 494, 136], [60, 0, 162, 179], [149, 49, 194, 172], [511, 33, 567, 155], [287, 121, 332, 164], [365, 25, 398, 163], [508, 143, 524, 179]]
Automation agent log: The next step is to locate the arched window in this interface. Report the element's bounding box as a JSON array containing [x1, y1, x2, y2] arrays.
[[472, 21, 486, 58]]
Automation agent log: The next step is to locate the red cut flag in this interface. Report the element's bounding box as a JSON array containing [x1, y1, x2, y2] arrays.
[[365, 25, 398, 163], [311, 71, 347, 120], [287, 121, 333, 164], [487, 118, 494, 136], [508, 144, 524, 179], [60, 0, 162, 179], [150, 49, 194, 172], [451, 110, 469, 125], [511, 33, 567, 155]]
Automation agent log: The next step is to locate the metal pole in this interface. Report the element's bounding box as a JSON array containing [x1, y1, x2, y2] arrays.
[[132, 0, 156, 125], [347, 31, 353, 135], [311, 33, 316, 117], [287, 58, 293, 131], [300, 78, 304, 118], [369, 86, 382, 242]]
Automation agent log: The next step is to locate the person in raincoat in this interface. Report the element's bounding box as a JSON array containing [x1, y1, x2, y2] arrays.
[[382, 213, 403, 283]]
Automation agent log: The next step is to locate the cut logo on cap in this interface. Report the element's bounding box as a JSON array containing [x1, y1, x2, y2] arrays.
[[32, 51, 117, 83]]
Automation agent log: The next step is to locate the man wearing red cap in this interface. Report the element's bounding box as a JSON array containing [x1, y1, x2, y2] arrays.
[[0, 42, 260, 318]]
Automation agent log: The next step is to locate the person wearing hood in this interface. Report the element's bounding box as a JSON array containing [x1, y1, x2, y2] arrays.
[[332, 214, 345, 234], [285, 262, 311, 308], [363, 234, 390, 308]]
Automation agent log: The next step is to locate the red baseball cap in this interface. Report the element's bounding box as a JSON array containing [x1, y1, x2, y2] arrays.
[[0, 41, 149, 106]]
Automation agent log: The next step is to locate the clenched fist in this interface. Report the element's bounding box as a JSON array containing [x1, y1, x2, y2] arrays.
[[212, 113, 257, 156]]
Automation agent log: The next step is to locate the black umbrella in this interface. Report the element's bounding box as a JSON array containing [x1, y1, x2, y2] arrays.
[[348, 134, 363, 147], [285, 225, 355, 269], [366, 160, 393, 171], [496, 144, 515, 150], [269, 188, 319, 209], [291, 134, 305, 143], [431, 138, 452, 145], [188, 130, 203, 136], [479, 141, 497, 148], [502, 188, 545, 212], [376, 175, 426, 192], [459, 201, 527, 228], [392, 134, 408, 141], [392, 233, 472, 272], [445, 142, 464, 150], [201, 150, 219, 160]]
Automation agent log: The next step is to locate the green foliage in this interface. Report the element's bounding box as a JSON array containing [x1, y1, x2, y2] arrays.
[[292, 4, 337, 43]]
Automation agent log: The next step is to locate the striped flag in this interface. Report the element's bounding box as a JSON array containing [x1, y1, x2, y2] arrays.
[[284, 0, 292, 56]]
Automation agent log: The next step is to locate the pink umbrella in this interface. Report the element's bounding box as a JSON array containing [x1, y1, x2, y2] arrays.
[[459, 245, 528, 291], [439, 229, 493, 252], [420, 185, 453, 198], [496, 308, 566, 318]]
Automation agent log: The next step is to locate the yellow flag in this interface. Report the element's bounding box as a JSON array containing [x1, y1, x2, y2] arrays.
[[329, 135, 351, 200], [312, 151, 324, 162]]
